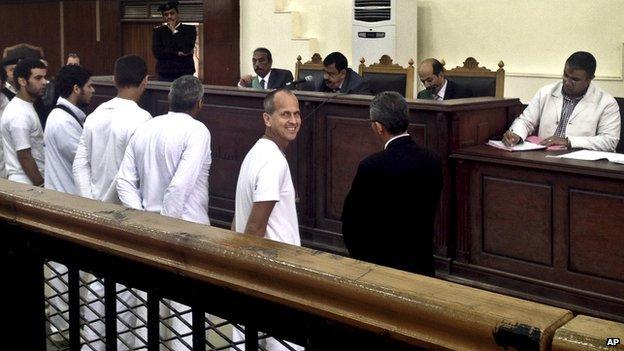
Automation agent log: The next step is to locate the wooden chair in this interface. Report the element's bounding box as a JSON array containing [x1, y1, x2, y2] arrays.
[[294, 53, 324, 91], [443, 57, 505, 98], [359, 55, 415, 98], [3, 43, 44, 60], [615, 97, 624, 153]]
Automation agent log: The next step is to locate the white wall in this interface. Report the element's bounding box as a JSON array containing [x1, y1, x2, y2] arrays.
[[240, 0, 624, 102]]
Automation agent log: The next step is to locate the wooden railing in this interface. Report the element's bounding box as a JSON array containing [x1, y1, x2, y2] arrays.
[[3, 179, 621, 350]]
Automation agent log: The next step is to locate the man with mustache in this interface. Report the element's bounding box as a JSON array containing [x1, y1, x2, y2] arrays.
[[0, 58, 47, 185], [238, 47, 294, 89], [315, 51, 371, 95], [417, 58, 472, 100]]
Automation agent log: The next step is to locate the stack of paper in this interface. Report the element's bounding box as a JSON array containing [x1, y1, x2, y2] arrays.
[[487, 140, 547, 152], [549, 150, 624, 164]]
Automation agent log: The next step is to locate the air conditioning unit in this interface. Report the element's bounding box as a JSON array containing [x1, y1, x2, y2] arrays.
[[352, 0, 417, 70]]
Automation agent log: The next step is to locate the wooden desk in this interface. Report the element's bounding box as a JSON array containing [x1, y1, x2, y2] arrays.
[[451, 145, 624, 322], [91, 77, 522, 267]]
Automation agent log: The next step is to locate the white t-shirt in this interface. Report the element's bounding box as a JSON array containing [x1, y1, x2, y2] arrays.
[[0, 93, 9, 178], [44, 97, 86, 194], [0, 96, 45, 184], [234, 138, 300, 246], [117, 112, 212, 225], [73, 97, 151, 202]]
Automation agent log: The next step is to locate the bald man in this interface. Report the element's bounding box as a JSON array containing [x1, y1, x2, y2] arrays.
[[417, 58, 472, 100]]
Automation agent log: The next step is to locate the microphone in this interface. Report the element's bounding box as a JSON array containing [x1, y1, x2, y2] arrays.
[[286, 75, 313, 87]]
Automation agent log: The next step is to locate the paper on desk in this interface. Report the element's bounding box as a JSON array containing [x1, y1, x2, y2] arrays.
[[548, 149, 624, 164], [487, 140, 547, 152]]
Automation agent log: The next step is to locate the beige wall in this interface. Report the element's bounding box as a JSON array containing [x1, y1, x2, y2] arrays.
[[240, 0, 624, 101]]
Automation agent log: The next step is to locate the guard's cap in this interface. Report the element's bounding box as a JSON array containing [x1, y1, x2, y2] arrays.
[[158, 1, 179, 13]]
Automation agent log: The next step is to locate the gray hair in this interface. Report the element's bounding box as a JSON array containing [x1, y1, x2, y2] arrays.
[[263, 88, 295, 114], [369, 91, 409, 135], [169, 75, 204, 112]]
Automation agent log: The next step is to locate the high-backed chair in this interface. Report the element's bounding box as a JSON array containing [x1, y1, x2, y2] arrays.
[[443, 57, 505, 98], [615, 97, 624, 153], [359, 55, 415, 98], [3, 43, 44, 60], [294, 53, 324, 91]]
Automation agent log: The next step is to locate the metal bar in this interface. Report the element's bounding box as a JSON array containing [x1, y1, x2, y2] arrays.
[[105, 279, 117, 351], [68, 266, 81, 350], [147, 292, 160, 350], [192, 309, 205, 351], [245, 324, 259, 351]]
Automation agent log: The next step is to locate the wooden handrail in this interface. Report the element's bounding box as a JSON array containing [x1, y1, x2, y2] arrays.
[[553, 315, 624, 351], [0, 179, 572, 350]]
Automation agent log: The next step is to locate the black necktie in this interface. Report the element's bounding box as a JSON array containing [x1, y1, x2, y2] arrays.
[[260, 78, 266, 89]]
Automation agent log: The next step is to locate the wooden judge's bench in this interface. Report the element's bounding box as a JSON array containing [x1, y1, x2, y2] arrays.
[[90, 77, 622, 322]]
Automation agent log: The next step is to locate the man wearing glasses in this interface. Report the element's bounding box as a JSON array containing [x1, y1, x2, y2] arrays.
[[314, 51, 371, 94], [503, 51, 620, 151]]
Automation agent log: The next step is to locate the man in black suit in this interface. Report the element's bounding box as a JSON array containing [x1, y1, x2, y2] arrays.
[[238, 47, 294, 89], [341, 91, 442, 276], [1, 55, 20, 101], [152, 1, 196, 81], [315, 51, 372, 95], [417, 58, 472, 100]]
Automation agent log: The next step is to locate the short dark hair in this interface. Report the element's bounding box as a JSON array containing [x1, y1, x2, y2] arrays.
[[169, 75, 204, 112], [14, 58, 46, 87], [114, 55, 147, 88], [370, 91, 409, 135], [430, 58, 444, 75], [323, 52, 348, 72], [57, 65, 92, 98], [565, 51, 596, 77], [253, 47, 272, 63], [263, 89, 295, 114], [67, 52, 80, 59]]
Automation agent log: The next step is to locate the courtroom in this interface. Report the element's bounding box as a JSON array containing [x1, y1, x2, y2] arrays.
[[1, 0, 622, 350]]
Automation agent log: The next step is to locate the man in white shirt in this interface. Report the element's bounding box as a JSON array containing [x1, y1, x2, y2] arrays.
[[0, 68, 10, 178], [72, 55, 150, 350], [0, 58, 48, 185], [116, 75, 210, 350], [232, 89, 303, 351], [117, 75, 211, 224], [44, 64, 94, 194], [73, 54, 151, 203]]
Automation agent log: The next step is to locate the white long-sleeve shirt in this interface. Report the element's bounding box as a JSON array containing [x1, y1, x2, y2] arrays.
[[44, 97, 86, 194], [0, 93, 9, 178], [73, 97, 151, 202], [116, 112, 211, 224]]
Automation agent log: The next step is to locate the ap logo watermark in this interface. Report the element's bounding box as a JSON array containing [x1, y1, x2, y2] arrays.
[[606, 337, 620, 347]]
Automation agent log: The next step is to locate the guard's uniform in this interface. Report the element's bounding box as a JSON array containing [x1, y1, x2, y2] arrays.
[[152, 23, 196, 81]]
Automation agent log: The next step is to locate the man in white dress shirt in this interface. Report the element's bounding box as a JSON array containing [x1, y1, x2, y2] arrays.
[[232, 89, 303, 351], [117, 75, 211, 224], [116, 75, 210, 350], [72, 55, 151, 350], [44, 64, 94, 193], [73, 54, 151, 203], [0, 58, 48, 185]]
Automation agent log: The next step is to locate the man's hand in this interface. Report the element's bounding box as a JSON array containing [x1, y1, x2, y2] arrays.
[[502, 130, 521, 147], [239, 74, 252, 87], [540, 135, 569, 148]]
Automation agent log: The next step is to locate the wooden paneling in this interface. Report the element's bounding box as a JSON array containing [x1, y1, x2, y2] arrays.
[[122, 23, 158, 77], [452, 145, 624, 322], [0, 2, 61, 76], [203, 0, 239, 85], [63, 0, 121, 75]]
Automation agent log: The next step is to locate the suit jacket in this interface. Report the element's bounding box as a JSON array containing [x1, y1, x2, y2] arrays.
[[2, 86, 15, 101], [250, 68, 294, 89], [417, 79, 473, 100], [315, 68, 372, 95], [510, 82, 620, 151], [341, 136, 442, 276]]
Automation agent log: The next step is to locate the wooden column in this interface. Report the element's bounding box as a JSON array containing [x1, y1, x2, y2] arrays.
[[203, 0, 240, 85]]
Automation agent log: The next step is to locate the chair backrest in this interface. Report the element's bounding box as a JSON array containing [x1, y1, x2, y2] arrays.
[[615, 97, 624, 153], [359, 55, 415, 98], [3, 43, 44, 60], [294, 53, 325, 91], [443, 57, 505, 98]]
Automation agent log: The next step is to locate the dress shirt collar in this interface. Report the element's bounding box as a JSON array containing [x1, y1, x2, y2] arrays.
[[436, 79, 448, 100], [384, 133, 410, 149], [258, 70, 272, 89], [57, 97, 86, 121], [5, 82, 16, 94]]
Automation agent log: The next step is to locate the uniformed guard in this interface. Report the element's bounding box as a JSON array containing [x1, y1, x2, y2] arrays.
[[152, 1, 197, 81]]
